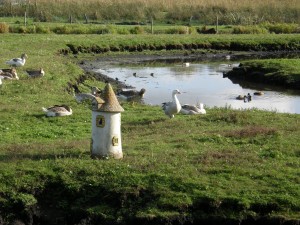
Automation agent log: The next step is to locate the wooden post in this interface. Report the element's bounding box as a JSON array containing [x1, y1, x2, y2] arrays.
[[151, 17, 153, 34], [84, 14, 89, 24], [216, 15, 219, 34], [10, 2, 13, 17], [189, 15, 193, 26], [24, 11, 27, 26]]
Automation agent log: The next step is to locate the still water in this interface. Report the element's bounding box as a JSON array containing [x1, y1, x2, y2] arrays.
[[95, 60, 300, 114]]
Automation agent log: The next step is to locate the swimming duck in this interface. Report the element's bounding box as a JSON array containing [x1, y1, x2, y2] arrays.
[[162, 89, 182, 118], [26, 68, 45, 78], [6, 53, 27, 67], [0, 68, 19, 80], [253, 91, 264, 96], [117, 88, 146, 101], [42, 105, 72, 117], [183, 62, 190, 67], [180, 103, 206, 115], [236, 95, 247, 100]]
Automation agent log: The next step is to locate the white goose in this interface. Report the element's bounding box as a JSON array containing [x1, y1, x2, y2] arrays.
[[162, 89, 182, 118], [0, 76, 4, 85], [180, 103, 206, 115], [42, 105, 72, 117], [117, 88, 146, 101], [6, 53, 27, 67]]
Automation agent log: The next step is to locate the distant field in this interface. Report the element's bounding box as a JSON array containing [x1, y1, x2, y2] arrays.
[[0, 0, 299, 25]]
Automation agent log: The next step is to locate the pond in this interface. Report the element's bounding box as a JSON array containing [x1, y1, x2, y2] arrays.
[[94, 59, 300, 114]]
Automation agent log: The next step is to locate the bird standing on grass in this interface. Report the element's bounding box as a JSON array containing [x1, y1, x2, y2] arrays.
[[162, 89, 182, 118], [6, 53, 27, 67]]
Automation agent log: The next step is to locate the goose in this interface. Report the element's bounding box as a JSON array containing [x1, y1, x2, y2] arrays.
[[0, 68, 19, 80], [26, 68, 45, 78], [247, 93, 252, 102], [42, 105, 72, 117], [117, 88, 146, 101], [180, 103, 206, 115], [6, 53, 27, 67], [91, 86, 102, 96], [183, 62, 190, 67], [236, 95, 246, 100], [254, 91, 264, 96], [162, 89, 182, 118], [74, 92, 96, 103]]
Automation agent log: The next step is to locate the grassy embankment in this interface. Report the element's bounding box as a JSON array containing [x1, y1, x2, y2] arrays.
[[0, 33, 300, 224]]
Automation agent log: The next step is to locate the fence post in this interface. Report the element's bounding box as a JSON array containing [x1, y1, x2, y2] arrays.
[[216, 15, 219, 34], [151, 17, 153, 34], [84, 14, 89, 24], [24, 11, 27, 26]]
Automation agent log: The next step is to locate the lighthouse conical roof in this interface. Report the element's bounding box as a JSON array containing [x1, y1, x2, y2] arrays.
[[99, 83, 124, 112]]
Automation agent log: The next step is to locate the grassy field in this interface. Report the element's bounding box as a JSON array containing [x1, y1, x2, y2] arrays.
[[0, 0, 300, 25], [0, 33, 300, 224]]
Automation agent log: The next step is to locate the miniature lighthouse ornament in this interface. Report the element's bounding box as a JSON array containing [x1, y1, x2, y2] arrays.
[[91, 83, 124, 159]]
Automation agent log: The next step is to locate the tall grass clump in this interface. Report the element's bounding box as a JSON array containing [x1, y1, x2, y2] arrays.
[[232, 25, 269, 34], [0, 22, 9, 33], [262, 23, 300, 34]]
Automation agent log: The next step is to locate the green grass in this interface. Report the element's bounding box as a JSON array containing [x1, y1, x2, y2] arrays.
[[0, 33, 300, 224]]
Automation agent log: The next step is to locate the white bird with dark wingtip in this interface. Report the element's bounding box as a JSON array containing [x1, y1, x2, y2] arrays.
[[42, 105, 73, 117], [26, 68, 45, 78], [6, 53, 27, 67], [162, 89, 182, 118], [180, 103, 206, 115]]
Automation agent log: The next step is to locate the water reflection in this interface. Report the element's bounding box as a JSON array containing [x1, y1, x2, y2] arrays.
[[95, 60, 300, 114]]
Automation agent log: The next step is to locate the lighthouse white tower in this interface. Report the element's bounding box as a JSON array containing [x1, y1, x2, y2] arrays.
[[91, 83, 124, 159]]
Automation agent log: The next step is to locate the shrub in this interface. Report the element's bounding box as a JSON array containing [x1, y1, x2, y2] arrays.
[[116, 28, 130, 35], [51, 26, 70, 34], [165, 26, 189, 34], [35, 25, 51, 34], [262, 23, 299, 34], [130, 26, 144, 34], [232, 26, 269, 34], [0, 23, 9, 33]]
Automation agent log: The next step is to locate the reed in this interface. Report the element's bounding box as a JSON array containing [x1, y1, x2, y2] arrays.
[[1, 0, 299, 24]]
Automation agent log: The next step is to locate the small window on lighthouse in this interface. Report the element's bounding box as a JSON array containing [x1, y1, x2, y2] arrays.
[[112, 136, 119, 146], [96, 115, 105, 128]]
